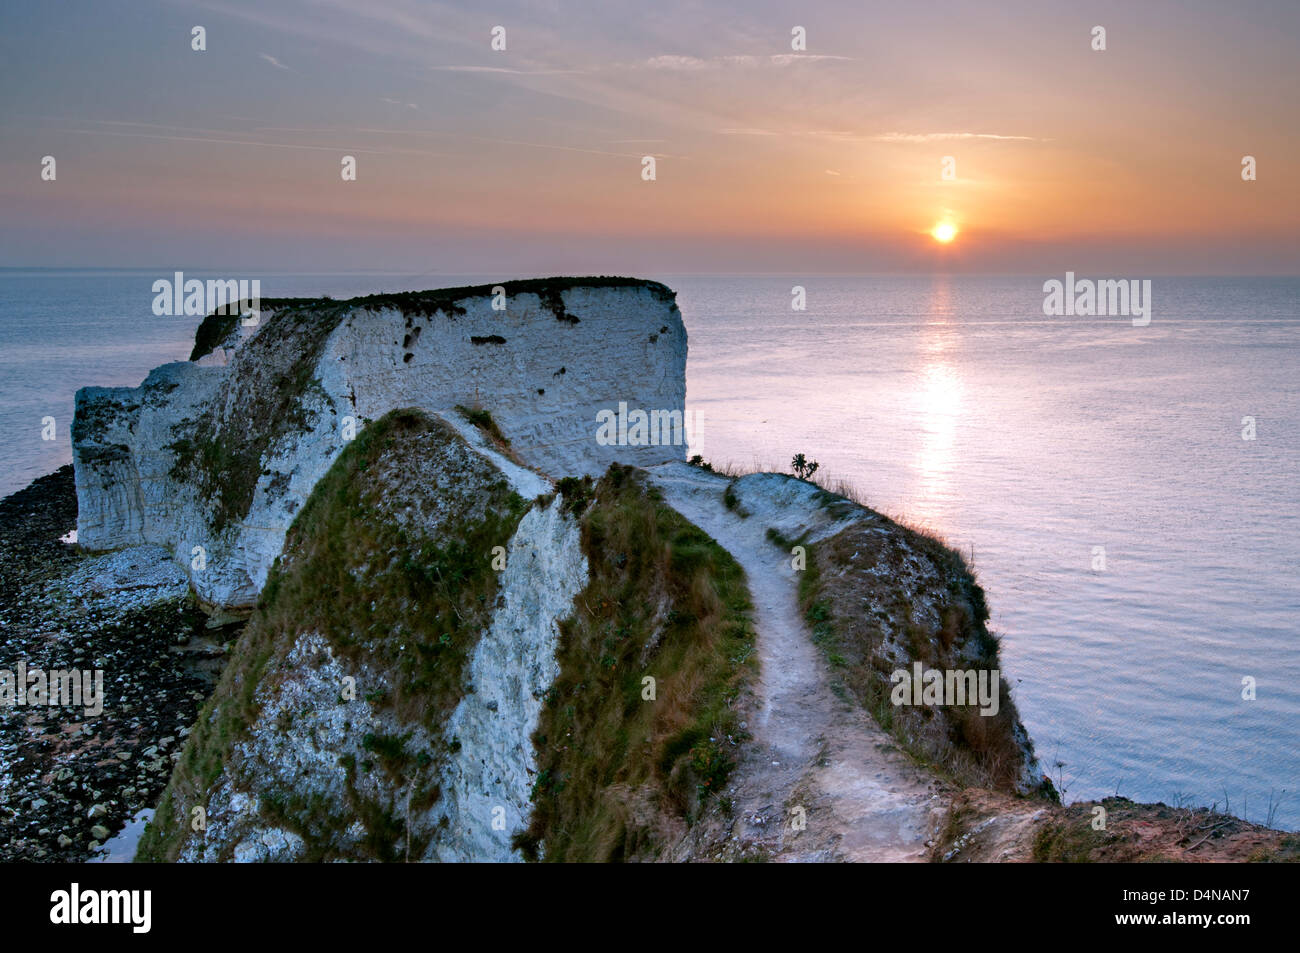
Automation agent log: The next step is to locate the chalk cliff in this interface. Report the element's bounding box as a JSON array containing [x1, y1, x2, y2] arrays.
[[61, 277, 1060, 863], [72, 279, 686, 610], [138, 410, 590, 861]]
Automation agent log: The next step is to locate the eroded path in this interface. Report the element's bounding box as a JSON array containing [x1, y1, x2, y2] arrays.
[[648, 462, 948, 862]]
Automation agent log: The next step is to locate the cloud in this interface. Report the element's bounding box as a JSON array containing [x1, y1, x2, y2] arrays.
[[719, 127, 1040, 146], [825, 169, 841, 175], [643, 53, 851, 70], [871, 132, 1039, 142], [259, 53, 290, 71], [643, 55, 710, 71], [767, 54, 852, 66], [54, 122, 446, 157], [716, 128, 860, 141], [428, 65, 583, 74]]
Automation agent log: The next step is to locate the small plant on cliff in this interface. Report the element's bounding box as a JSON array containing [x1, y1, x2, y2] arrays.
[[455, 404, 510, 447], [791, 453, 820, 481], [554, 475, 593, 514]]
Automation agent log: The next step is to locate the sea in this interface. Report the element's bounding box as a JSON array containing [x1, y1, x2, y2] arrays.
[[2, 269, 1296, 829]]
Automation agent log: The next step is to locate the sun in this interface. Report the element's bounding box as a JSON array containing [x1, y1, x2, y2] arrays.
[[930, 222, 959, 244]]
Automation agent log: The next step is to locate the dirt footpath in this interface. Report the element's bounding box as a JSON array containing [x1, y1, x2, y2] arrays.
[[648, 462, 948, 862]]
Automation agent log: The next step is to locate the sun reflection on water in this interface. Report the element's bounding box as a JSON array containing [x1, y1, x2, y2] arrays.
[[912, 279, 964, 526]]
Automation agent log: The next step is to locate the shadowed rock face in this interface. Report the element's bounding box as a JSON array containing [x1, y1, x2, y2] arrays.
[[72, 279, 685, 609]]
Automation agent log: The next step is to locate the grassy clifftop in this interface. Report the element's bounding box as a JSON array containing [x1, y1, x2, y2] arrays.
[[772, 485, 1049, 797], [139, 423, 756, 862], [937, 789, 1300, 862]]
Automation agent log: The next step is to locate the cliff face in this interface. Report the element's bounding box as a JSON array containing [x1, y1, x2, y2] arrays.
[[136, 415, 752, 863], [72, 279, 685, 610], [138, 409, 587, 861]]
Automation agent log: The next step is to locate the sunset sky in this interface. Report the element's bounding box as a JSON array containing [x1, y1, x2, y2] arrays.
[[2, 0, 1297, 274]]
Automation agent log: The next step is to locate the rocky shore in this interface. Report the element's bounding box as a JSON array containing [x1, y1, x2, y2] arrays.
[[0, 466, 237, 862]]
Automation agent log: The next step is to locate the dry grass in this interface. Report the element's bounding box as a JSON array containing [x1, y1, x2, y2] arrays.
[[517, 465, 756, 862], [770, 485, 1044, 795], [690, 458, 953, 544]]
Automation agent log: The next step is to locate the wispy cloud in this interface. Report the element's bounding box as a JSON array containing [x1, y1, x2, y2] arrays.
[[428, 65, 584, 75], [767, 54, 852, 66], [717, 128, 860, 141], [64, 128, 396, 154], [259, 53, 290, 71], [716, 127, 1041, 147], [643, 55, 709, 71], [871, 132, 1040, 142], [179, 120, 676, 160], [643, 53, 851, 70], [48, 120, 437, 156]]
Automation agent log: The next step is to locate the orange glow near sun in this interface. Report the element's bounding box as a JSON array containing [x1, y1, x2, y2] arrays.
[[931, 222, 959, 243]]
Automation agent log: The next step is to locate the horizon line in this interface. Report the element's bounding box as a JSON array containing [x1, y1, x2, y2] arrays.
[[2, 267, 1298, 280]]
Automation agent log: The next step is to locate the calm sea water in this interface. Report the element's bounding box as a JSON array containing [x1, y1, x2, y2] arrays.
[[2, 270, 1297, 828]]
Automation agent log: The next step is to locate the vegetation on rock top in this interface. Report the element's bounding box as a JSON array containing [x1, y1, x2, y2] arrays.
[[772, 485, 1050, 797], [517, 465, 756, 862], [189, 276, 677, 362]]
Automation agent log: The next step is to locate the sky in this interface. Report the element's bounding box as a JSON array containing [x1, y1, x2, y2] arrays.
[[1, 0, 1297, 275]]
